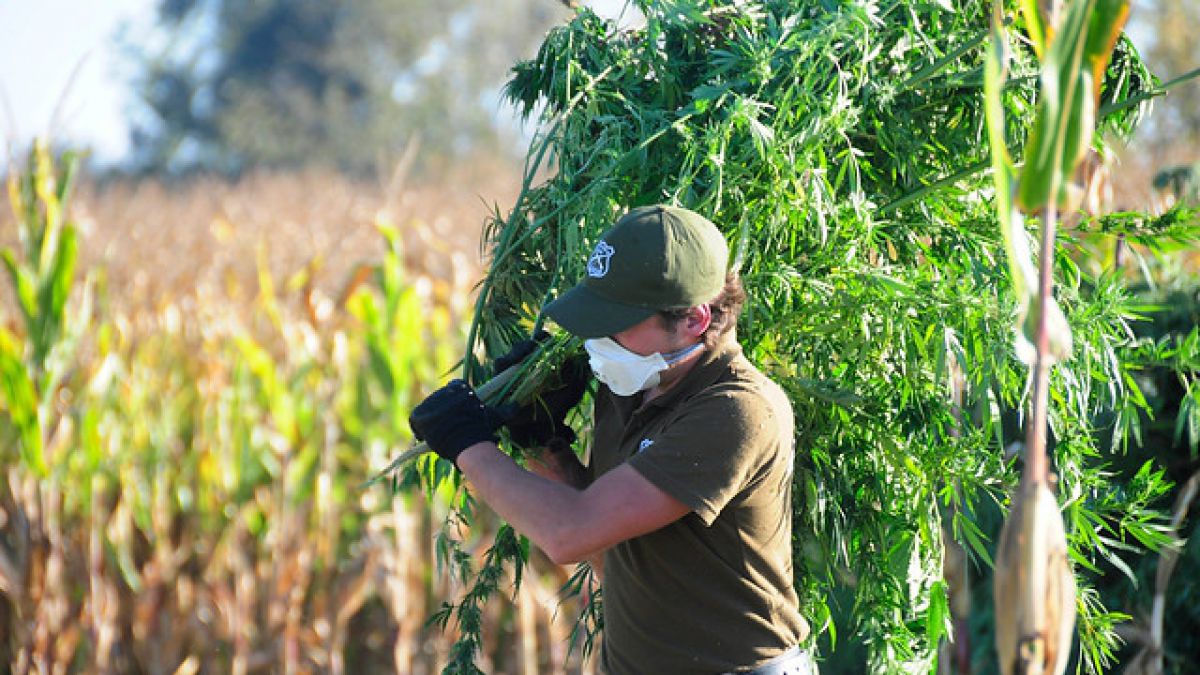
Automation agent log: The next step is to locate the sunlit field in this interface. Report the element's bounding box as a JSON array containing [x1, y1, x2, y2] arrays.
[[0, 147, 599, 674]]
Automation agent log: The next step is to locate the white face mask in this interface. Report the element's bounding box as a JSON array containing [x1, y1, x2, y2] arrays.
[[583, 337, 704, 396]]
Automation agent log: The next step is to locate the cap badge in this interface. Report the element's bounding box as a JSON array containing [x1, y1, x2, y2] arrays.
[[587, 240, 614, 278]]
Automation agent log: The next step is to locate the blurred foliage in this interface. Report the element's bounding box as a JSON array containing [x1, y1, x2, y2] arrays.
[[1151, 162, 1200, 206], [0, 143, 592, 672], [125, 0, 571, 176]]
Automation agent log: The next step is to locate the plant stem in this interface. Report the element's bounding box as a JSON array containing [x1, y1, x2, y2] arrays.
[[879, 160, 991, 213], [1026, 200, 1056, 487], [462, 66, 613, 378], [362, 362, 524, 486], [898, 28, 994, 93], [1098, 66, 1200, 119]]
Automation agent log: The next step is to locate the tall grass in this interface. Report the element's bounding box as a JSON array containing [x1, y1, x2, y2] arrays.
[[0, 144, 594, 674]]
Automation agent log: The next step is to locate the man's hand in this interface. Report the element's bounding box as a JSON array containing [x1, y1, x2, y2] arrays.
[[502, 356, 589, 449], [527, 443, 591, 489], [408, 379, 505, 466], [491, 330, 550, 374], [492, 333, 590, 451]]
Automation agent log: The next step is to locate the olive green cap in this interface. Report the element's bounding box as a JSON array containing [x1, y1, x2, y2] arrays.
[[543, 205, 729, 338]]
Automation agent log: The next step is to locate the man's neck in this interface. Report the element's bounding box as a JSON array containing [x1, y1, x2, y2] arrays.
[[644, 342, 706, 403]]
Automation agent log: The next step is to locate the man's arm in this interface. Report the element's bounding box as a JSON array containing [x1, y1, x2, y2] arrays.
[[526, 443, 590, 490], [457, 441, 690, 564], [526, 448, 606, 580]]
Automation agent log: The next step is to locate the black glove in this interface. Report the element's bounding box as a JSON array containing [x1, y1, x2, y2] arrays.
[[497, 354, 590, 451], [408, 379, 505, 466], [492, 330, 550, 374]]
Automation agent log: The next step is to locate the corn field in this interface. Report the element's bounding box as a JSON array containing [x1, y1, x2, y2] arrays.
[[0, 143, 597, 674]]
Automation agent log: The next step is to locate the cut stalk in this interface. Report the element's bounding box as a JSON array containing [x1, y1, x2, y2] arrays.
[[462, 66, 613, 378], [362, 362, 525, 487], [1097, 65, 1200, 119]]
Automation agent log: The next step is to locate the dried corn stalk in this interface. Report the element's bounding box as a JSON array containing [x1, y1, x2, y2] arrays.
[[985, 0, 1132, 673], [994, 480, 1076, 675]]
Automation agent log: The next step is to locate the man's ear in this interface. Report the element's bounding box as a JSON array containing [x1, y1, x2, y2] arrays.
[[686, 304, 713, 337]]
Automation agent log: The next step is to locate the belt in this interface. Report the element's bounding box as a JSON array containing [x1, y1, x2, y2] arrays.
[[726, 646, 817, 675]]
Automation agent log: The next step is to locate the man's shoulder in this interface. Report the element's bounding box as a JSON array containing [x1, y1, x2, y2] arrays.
[[711, 352, 793, 412], [674, 360, 792, 445]]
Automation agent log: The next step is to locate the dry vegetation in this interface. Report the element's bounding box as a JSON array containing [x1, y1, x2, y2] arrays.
[[73, 164, 505, 323], [0, 149, 599, 674], [1110, 143, 1198, 212]]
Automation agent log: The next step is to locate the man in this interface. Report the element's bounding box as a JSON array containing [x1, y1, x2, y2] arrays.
[[410, 205, 814, 674]]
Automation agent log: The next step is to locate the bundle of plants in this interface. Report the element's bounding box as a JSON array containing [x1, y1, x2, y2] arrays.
[[386, 1, 1195, 671]]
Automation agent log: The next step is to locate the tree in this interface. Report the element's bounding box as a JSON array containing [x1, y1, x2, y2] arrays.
[[127, 0, 571, 175]]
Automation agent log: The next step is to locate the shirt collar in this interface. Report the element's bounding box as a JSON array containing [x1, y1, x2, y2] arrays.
[[634, 335, 742, 412]]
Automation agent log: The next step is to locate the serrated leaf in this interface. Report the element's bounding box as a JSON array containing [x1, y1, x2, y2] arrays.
[[926, 579, 952, 645]]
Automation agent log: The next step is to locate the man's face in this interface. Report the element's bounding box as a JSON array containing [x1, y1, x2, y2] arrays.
[[610, 313, 694, 357]]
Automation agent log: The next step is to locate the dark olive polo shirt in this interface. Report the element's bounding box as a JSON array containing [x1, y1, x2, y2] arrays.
[[589, 338, 809, 675]]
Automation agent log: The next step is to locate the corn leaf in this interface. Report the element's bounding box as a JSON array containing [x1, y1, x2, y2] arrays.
[[985, 5, 1034, 301], [1018, 0, 1049, 57], [0, 328, 46, 476], [2, 251, 38, 326], [1016, 0, 1130, 211]]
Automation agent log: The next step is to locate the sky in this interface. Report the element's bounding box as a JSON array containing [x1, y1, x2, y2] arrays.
[[0, 2, 1171, 169], [0, 0, 636, 168], [0, 0, 156, 164]]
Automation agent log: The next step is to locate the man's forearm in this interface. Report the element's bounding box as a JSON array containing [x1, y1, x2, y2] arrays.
[[527, 442, 590, 490], [457, 441, 599, 564], [526, 446, 607, 576], [456, 440, 691, 566]]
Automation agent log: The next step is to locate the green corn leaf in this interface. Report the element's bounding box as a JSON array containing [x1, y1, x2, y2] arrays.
[[55, 150, 78, 205], [367, 341, 397, 396], [0, 328, 46, 476], [345, 286, 379, 327], [1083, 0, 1132, 93], [235, 335, 297, 444], [33, 145, 63, 276], [1016, 0, 1092, 210], [985, 6, 1035, 302], [1016, 0, 1130, 211], [1017, 0, 1049, 57], [2, 250, 38, 327], [38, 224, 78, 341], [376, 220, 402, 254], [80, 405, 103, 471]]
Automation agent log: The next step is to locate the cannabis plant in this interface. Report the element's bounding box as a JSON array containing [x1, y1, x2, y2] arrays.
[[388, 1, 1199, 672]]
